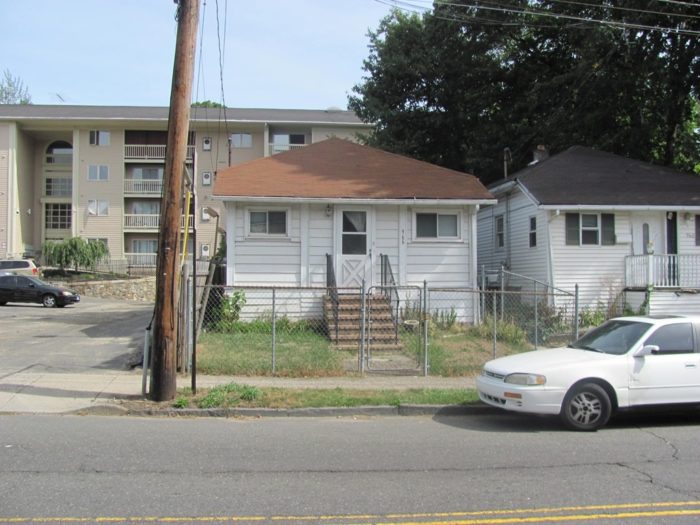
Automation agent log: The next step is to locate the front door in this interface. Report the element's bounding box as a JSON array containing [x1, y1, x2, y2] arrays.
[[631, 212, 664, 255], [336, 209, 373, 289]]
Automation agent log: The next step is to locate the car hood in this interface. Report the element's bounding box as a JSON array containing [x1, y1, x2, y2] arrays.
[[484, 347, 614, 375]]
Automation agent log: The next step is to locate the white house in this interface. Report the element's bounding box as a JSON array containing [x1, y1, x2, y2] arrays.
[[213, 138, 495, 323], [477, 146, 700, 315]]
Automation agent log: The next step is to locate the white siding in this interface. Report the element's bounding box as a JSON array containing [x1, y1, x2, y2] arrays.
[[678, 213, 700, 256], [307, 204, 333, 286], [477, 189, 548, 291], [649, 290, 700, 316], [551, 211, 631, 308]]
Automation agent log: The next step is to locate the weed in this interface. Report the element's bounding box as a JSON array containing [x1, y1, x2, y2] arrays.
[[173, 396, 189, 409]]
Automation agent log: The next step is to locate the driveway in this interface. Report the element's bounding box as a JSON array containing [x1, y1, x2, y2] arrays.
[[0, 297, 153, 374]]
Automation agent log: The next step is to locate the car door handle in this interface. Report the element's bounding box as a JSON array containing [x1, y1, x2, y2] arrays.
[[684, 363, 697, 368]]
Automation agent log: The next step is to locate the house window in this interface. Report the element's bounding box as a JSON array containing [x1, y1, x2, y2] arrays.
[[416, 213, 459, 239], [45, 203, 72, 229], [249, 210, 287, 235], [342, 211, 367, 255], [88, 238, 108, 248], [88, 165, 109, 181], [566, 213, 615, 246], [695, 216, 700, 247], [45, 141, 73, 165], [529, 217, 537, 247], [87, 199, 109, 216], [45, 177, 72, 197], [495, 215, 505, 249], [133, 239, 158, 253], [131, 201, 160, 215], [231, 133, 252, 148], [89, 130, 110, 146]]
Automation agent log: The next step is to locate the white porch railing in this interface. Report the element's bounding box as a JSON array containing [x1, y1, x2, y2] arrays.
[[123, 179, 163, 194], [268, 143, 307, 156], [625, 254, 700, 289], [124, 144, 195, 160], [124, 214, 194, 229]]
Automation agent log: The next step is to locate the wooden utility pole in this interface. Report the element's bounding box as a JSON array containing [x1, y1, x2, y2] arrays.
[[151, 0, 200, 401]]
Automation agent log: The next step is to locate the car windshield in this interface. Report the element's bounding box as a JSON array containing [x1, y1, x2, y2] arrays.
[[569, 320, 652, 355]]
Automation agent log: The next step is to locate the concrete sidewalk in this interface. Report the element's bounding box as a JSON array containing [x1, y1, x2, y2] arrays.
[[0, 367, 476, 415]]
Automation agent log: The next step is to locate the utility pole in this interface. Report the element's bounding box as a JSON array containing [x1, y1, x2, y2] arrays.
[[151, 0, 200, 401]]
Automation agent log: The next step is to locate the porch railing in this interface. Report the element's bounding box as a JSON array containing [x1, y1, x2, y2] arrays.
[[268, 143, 307, 156], [326, 253, 339, 342], [124, 179, 163, 194], [379, 254, 400, 343], [625, 254, 700, 289], [125, 253, 158, 267], [124, 144, 195, 160], [124, 214, 194, 230]]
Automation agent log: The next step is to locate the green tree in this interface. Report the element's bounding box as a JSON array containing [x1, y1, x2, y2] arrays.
[[192, 100, 224, 108], [0, 69, 32, 104], [42, 238, 109, 272], [350, 2, 700, 183]]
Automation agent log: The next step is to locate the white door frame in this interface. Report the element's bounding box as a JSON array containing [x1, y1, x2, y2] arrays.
[[334, 207, 375, 290]]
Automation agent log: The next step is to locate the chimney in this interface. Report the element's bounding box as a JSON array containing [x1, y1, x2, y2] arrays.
[[532, 144, 549, 164]]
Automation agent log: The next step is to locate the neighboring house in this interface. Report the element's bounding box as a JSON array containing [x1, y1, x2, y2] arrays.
[[0, 104, 370, 265], [212, 138, 495, 321], [477, 146, 700, 315]]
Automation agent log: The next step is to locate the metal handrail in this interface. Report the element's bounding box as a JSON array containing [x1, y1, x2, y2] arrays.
[[326, 253, 339, 342], [380, 254, 400, 343]]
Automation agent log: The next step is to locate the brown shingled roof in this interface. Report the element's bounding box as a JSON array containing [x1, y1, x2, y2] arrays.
[[213, 138, 493, 201]]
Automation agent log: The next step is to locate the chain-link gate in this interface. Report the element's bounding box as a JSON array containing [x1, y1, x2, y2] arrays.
[[363, 285, 424, 374]]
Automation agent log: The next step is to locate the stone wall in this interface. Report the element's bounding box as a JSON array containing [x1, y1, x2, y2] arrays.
[[52, 277, 156, 303]]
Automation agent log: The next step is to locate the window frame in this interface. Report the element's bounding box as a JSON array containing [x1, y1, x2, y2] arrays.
[[565, 212, 615, 246], [529, 216, 537, 248], [87, 199, 109, 217], [230, 133, 253, 148], [87, 164, 109, 182], [89, 130, 111, 146], [413, 211, 461, 241], [45, 203, 72, 230], [245, 208, 290, 238], [495, 215, 505, 250]]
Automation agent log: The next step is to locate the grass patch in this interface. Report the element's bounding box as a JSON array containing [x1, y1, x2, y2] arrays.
[[198, 329, 344, 377], [173, 383, 479, 409]]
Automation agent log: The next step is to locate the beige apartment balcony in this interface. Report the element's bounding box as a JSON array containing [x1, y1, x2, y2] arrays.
[[268, 143, 307, 156], [124, 214, 194, 230], [123, 179, 163, 195], [125, 253, 158, 268], [124, 144, 195, 161]]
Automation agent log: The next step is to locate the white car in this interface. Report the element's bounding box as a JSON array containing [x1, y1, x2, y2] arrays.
[[476, 315, 700, 431]]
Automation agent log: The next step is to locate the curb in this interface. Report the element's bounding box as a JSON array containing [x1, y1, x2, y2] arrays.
[[113, 403, 499, 419]]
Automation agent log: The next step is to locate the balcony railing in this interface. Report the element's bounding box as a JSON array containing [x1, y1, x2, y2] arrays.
[[625, 254, 700, 289], [268, 143, 307, 156], [125, 253, 158, 267], [124, 144, 195, 160], [124, 214, 194, 230], [124, 179, 163, 194]]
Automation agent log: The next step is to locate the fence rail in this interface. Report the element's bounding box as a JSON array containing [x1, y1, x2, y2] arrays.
[[625, 254, 700, 289]]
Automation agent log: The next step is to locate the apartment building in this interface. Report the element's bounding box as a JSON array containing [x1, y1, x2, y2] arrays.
[[0, 105, 370, 266]]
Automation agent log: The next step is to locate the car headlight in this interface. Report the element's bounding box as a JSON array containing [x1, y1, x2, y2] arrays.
[[61, 291, 73, 296], [504, 373, 546, 386]]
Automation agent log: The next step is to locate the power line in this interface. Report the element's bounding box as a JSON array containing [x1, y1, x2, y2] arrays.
[[376, 0, 700, 35]]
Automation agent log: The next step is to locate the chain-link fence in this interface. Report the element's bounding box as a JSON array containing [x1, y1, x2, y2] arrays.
[[179, 279, 579, 378]]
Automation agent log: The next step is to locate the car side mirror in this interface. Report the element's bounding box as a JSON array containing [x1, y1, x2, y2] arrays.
[[634, 345, 660, 357]]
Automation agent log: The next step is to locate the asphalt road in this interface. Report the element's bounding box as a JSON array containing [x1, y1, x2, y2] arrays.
[[1, 411, 700, 524], [0, 297, 153, 373]]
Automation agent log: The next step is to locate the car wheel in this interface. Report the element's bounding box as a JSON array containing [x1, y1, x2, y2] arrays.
[[560, 382, 611, 431], [42, 294, 57, 308]]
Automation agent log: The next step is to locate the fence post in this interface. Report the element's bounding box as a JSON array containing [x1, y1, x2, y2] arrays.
[[480, 265, 485, 324], [574, 284, 580, 340], [272, 287, 277, 374], [500, 265, 505, 321], [534, 281, 539, 350], [492, 289, 497, 359], [360, 281, 366, 374], [423, 280, 429, 377]]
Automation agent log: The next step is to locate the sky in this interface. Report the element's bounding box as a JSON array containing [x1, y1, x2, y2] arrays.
[[1, 0, 398, 109]]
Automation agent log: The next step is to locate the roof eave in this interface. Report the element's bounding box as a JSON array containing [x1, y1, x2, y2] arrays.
[[212, 195, 496, 206]]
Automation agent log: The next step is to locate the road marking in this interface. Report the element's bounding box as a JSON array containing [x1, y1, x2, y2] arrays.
[[3, 501, 700, 524]]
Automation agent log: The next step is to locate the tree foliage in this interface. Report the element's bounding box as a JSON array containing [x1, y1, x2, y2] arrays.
[[192, 100, 225, 108], [42, 238, 109, 273], [349, 2, 700, 182], [0, 69, 32, 104]]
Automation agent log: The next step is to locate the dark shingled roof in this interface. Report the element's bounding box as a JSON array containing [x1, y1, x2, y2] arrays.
[[500, 146, 700, 207], [214, 138, 494, 201]]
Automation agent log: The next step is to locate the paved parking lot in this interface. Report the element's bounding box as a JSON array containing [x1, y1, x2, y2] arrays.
[[0, 297, 153, 375]]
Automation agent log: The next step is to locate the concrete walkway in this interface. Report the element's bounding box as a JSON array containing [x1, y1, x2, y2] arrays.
[[0, 367, 476, 414]]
